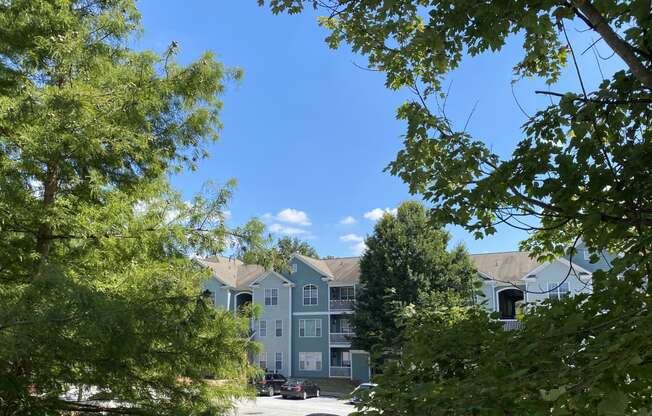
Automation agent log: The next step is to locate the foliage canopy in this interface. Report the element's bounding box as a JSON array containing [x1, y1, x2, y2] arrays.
[[240, 235, 319, 272], [352, 201, 476, 355], [262, 0, 652, 414], [0, 1, 264, 414]]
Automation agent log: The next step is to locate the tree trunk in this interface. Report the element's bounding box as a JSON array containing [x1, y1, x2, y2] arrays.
[[572, 0, 652, 90]]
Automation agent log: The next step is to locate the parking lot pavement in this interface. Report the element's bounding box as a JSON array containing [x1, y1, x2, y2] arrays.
[[234, 396, 354, 416]]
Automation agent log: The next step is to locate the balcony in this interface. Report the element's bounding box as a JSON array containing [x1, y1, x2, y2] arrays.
[[330, 299, 354, 311], [329, 366, 351, 378], [501, 320, 523, 331], [330, 332, 354, 344]]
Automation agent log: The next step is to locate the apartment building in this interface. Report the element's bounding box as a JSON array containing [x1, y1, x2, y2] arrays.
[[201, 254, 370, 382], [201, 243, 612, 378]]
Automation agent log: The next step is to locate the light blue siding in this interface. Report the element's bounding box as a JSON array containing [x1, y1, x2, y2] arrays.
[[252, 273, 292, 376], [564, 245, 614, 274], [478, 279, 495, 313], [285, 258, 329, 313], [525, 261, 593, 303], [351, 351, 370, 382], [202, 278, 230, 310], [292, 314, 329, 378]]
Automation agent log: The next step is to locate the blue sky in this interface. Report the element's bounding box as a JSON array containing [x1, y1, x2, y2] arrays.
[[135, 1, 623, 257]]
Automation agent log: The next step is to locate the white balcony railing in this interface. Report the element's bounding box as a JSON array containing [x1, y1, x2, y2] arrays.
[[329, 366, 351, 378], [330, 299, 354, 311], [330, 332, 354, 343], [501, 319, 523, 331]]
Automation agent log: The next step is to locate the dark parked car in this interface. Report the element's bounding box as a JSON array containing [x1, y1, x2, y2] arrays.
[[254, 373, 288, 396], [280, 379, 320, 400]]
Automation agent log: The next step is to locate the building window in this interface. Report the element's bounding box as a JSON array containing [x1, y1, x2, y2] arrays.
[[583, 249, 591, 261], [265, 288, 278, 306], [341, 318, 353, 334], [342, 350, 351, 367], [303, 285, 318, 306], [299, 319, 322, 337], [291, 263, 298, 274], [275, 319, 283, 337], [331, 286, 355, 300], [259, 352, 267, 370], [275, 352, 283, 371], [299, 352, 322, 371], [548, 282, 570, 300], [259, 320, 267, 337]]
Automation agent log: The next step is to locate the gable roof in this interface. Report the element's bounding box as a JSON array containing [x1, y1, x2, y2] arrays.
[[250, 270, 294, 287], [522, 256, 593, 280], [199, 256, 266, 290], [322, 257, 360, 284], [201, 251, 562, 288], [292, 254, 334, 278], [471, 251, 542, 283]]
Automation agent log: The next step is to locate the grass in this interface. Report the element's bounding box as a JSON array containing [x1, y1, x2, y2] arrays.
[[306, 378, 358, 398]]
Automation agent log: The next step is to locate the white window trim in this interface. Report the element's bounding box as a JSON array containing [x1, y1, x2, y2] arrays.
[[299, 319, 322, 337], [331, 286, 355, 301], [275, 319, 283, 337], [303, 284, 318, 306], [298, 352, 322, 371], [259, 352, 267, 369], [342, 350, 351, 367], [275, 352, 283, 371], [265, 288, 278, 306], [259, 319, 267, 337], [547, 282, 571, 299], [340, 318, 353, 334]]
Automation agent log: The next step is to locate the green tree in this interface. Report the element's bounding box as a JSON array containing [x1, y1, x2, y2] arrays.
[[276, 236, 318, 260], [263, 1, 652, 413], [241, 235, 318, 272], [260, 1, 652, 261], [357, 277, 652, 416], [0, 1, 264, 414], [352, 201, 476, 355]]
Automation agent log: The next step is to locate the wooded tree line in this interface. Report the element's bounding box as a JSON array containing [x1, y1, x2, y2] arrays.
[[262, 0, 652, 414]]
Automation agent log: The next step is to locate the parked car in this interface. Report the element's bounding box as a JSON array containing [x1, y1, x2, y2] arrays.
[[254, 373, 288, 396], [280, 379, 320, 400], [348, 383, 377, 404]]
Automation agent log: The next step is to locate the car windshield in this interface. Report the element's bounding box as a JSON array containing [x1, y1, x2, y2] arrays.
[[285, 379, 304, 386]]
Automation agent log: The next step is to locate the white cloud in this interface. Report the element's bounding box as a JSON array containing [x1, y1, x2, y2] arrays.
[[340, 234, 366, 255], [269, 223, 309, 235], [340, 233, 364, 243], [351, 241, 368, 255], [276, 208, 311, 226], [363, 207, 397, 221], [262, 208, 311, 226], [339, 216, 357, 225]]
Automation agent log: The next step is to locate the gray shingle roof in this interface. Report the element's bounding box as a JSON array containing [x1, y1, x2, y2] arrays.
[[470, 251, 542, 283], [199, 256, 266, 289], [322, 257, 360, 284], [293, 254, 334, 278], [201, 251, 542, 288]]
